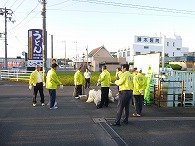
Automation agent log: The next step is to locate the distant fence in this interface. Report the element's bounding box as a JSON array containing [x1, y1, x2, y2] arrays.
[[0, 70, 31, 82], [151, 70, 195, 107], [169, 71, 195, 107]]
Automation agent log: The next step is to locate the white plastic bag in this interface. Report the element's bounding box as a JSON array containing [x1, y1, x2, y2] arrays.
[[94, 90, 101, 106], [86, 89, 95, 103], [108, 89, 114, 102]]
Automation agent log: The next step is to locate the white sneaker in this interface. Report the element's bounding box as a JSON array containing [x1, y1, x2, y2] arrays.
[[54, 101, 57, 106], [47, 101, 57, 106], [75, 97, 80, 99], [33, 104, 36, 107], [50, 106, 58, 110], [41, 103, 45, 106]]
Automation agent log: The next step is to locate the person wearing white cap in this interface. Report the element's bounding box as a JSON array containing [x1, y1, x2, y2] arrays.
[[132, 68, 147, 117]]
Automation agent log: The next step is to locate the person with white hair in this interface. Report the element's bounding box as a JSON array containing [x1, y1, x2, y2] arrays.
[[29, 65, 45, 107]]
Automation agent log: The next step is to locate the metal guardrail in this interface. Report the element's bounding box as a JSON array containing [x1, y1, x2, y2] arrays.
[[0, 70, 32, 81]]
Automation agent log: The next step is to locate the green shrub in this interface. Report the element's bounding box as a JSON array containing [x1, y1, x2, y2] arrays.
[[57, 71, 116, 86]]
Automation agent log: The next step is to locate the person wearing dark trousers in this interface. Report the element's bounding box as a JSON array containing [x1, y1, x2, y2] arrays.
[[110, 64, 133, 126], [74, 67, 84, 99], [84, 68, 91, 89], [132, 68, 147, 117], [46, 63, 62, 109], [100, 87, 109, 107], [29, 65, 45, 107], [97, 65, 111, 108]]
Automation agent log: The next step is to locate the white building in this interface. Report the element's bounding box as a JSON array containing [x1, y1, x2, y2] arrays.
[[118, 34, 189, 63]]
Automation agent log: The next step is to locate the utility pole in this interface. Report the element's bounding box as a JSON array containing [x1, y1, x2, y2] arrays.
[[51, 35, 53, 60], [42, 0, 47, 77], [0, 7, 14, 70], [50, 34, 53, 67], [74, 41, 77, 69]]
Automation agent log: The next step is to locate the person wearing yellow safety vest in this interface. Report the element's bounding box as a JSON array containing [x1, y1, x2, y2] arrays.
[[74, 67, 84, 99], [46, 63, 62, 109], [29, 65, 45, 107], [110, 64, 133, 126], [96, 65, 111, 109], [132, 68, 147, 117]]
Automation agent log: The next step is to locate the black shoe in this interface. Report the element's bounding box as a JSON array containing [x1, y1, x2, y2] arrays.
[[96, 105, 102, 109], [110, 123, 121, 126]]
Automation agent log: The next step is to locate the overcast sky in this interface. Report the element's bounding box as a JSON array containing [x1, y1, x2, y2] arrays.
[[0, 0, 195, 59]]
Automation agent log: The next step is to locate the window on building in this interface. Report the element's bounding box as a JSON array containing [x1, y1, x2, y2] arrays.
[[135, 52, 141, 55], [123, 52, 126, 57], [150, 51, 155, 53], [173, 42, 175, 47], [144, 46, 149, 49], [127, 51, 130, 56], [177, 48, 181, 50], [119, 52, 122, 57], [173, 52, 175, 56], [167, 42, 169, 46]]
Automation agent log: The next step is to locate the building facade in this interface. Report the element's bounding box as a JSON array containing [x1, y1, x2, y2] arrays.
[[73, 46, 126, 71], [118, 35, 189, 63]]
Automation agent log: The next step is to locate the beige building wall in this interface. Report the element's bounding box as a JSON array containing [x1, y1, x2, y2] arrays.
[[89, 56, 126, 72]]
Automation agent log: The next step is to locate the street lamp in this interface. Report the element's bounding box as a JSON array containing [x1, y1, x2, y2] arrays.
[[62, 40, 66, 71], [0, 7, 14, 70], [86, 45, 88, 69]]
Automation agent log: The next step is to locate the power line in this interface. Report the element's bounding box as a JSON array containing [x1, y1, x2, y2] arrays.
[[10, 0, 17, 8], [9, 2, 40, 31], [13, 0, 26, 12], [3, 0, 9, 7], [47, 0, 70, 7], [71, 0, 195, 16]]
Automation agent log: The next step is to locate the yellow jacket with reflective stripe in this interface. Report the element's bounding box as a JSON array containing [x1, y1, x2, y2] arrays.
[[29, 70, 45, 86], [115, 71, 133, 91], [74, 70, 84, 85], [133, 73, 147, 95], [46, 68, 61, 89], [98, 69, 111, 87]]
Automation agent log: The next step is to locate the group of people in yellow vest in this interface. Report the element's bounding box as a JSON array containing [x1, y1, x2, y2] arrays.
[[73, 64, 151, 126], [29, 63, 152, 126]]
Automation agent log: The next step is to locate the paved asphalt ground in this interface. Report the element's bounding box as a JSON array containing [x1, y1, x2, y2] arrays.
[[0, 80, 195, 146]]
